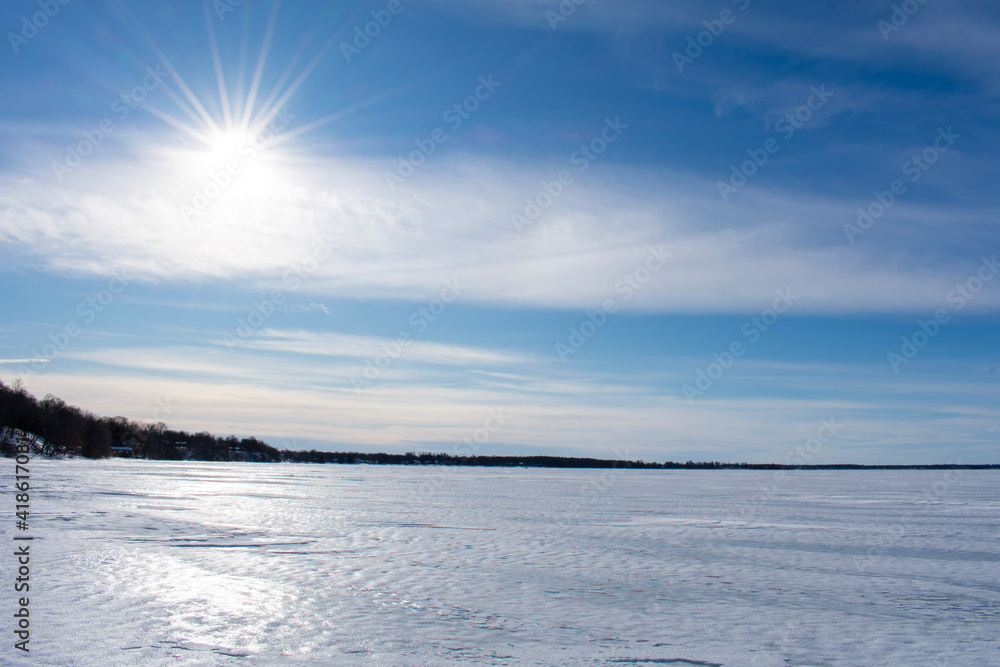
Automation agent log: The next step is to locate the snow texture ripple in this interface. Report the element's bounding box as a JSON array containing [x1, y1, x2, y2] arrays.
[[1, 460, 997, 666]]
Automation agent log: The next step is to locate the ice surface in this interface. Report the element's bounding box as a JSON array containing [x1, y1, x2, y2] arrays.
[[1, 460, 998, 665]]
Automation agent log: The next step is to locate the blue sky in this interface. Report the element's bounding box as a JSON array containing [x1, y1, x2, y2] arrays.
[[1, 0, 999, 463]]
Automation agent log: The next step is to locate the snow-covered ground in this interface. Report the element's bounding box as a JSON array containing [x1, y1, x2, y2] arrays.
[[1, 460, 997, 666]]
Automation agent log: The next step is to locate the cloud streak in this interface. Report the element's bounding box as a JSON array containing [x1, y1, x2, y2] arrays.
[[3, 148, 998, 315]]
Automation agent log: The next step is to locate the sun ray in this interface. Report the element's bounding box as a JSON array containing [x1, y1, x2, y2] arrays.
[[80, 9, 210, 145], [250, 38, 338, 137], [204, 0, 234, 130], [114, 1, 221, 136], [97, 0, 412, 175], [234, 12, 250, 126], [240, 0, 282, 130], [150, 54, 221, 137], [141, 104, 215, 146], [89, 68, 210, 146], [271, 79, 426, 147], [248, 4, 370, 137], [155, 85, 219, 140], [248, 37, 311, 134]]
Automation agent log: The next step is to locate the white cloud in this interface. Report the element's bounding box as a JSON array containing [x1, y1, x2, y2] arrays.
[[3, 143, 998, 315], [239, 329, 530, 367]]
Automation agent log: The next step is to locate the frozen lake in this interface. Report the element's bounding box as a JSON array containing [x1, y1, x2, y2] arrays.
[[2, 460, 998, 666]]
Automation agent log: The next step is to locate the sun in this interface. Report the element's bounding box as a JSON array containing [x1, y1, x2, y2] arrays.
[[170, 126, 257, 183], [115, 1, 395, 224], [203, 129, 248, 165], [172, 123, 293, 225], [122, 0, 400, 188]]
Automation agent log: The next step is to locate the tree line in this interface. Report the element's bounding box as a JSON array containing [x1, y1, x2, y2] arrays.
[[0, 380, 282, 462], [2, 381, 997, 469]]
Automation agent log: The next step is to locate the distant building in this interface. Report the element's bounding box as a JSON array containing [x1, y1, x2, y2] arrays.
[[111, 436, 141, 457]]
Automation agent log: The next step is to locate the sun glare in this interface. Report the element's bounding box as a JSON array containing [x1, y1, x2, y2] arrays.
[[119, 2, 358, 225], [204, 129, 247, 164]]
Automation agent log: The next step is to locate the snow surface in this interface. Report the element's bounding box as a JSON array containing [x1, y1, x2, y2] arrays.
[[1, 460, 998, 666]]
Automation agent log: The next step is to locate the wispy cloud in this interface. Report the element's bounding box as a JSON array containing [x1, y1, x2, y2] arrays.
[[14, 363, 999, 464], [239, 329, 529, 367], [300, 302, 330, 314], [3, 150, 997, 314]]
